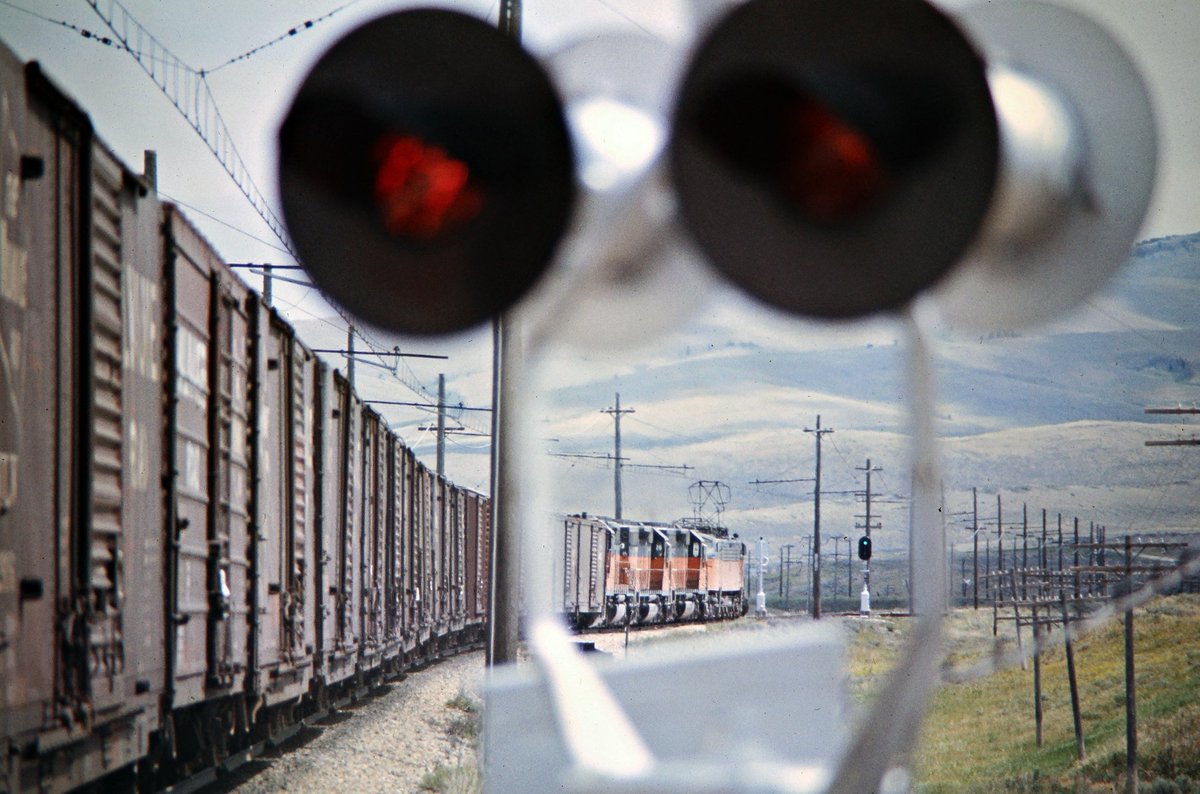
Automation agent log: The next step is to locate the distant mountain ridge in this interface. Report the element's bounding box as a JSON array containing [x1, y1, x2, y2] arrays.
[[288, 231, 1200, 545], [544, 230, 1200, 543]]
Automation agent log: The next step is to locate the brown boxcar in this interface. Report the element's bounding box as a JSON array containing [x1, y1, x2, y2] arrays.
[[320, 370, 363, 687], [360, 407, 388, 671], [247, 306, 319, 708], [0, 53, 166, 790], [163, 206, 257, 726], [463, 488, 490, 633], [381, 432, 406, 665], [0, 38, 492, 791]]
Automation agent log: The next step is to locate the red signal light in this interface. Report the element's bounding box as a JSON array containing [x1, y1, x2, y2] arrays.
[[276, 8, 575, 335], [670, 0, 999, 320], [780, 98, 888, 223], [685, 75, 893, 228], [372, 134, 484, 239]]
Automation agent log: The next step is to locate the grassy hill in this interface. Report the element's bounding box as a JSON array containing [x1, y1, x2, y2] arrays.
[[844, 595, 1200, 792]]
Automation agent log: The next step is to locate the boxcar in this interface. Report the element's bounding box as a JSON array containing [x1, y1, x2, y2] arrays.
[[0, 40, 491, 792], [0, 51, 167, 791]]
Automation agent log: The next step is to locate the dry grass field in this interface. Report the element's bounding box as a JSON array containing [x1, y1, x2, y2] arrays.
[[840, 595, 1200, 792]]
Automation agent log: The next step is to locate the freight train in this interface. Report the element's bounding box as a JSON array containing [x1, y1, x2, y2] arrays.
[[0, 43, 490, 792], [559, 515, 749, 629]]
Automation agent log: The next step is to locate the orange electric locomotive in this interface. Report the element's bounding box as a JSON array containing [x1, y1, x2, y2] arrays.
[[560, 515, 749, 630]]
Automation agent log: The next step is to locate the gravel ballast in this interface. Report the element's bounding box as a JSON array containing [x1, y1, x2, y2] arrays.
[[227, 651, 484, 794]]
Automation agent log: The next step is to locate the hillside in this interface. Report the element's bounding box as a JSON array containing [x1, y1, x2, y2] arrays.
[[906, 596, 1200, 791], [288, 232, 1200, 550]]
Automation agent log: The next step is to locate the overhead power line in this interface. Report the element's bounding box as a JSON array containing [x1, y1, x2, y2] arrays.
[[84, 1, 444, 407], [85, 0, 293, 257], [202, 0, 365, 75]]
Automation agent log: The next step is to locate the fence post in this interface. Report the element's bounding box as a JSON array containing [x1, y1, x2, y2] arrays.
[[1124, 535, 1137, 794], [1032, 604, 1043, 746], [1060, 590, 1085, 762]]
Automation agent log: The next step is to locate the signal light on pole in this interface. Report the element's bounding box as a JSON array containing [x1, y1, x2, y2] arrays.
[[670, 0, 1155, 328], [858, 536, 872, 562], [277, 9, 575, 335], [671, 0, 999, 321]]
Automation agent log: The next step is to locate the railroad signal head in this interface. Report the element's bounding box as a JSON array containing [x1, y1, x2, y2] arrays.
[[858, 536, 872, 561], [530, 33, 715, 352], [671, 0, 999, 321], [932, 0, 1156, 330], [670, 0, 1155, 327], [277, 9, 575, 335]]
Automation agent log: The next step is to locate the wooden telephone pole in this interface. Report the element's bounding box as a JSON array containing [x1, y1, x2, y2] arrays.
[[603, 394, 636, 520], [804, 415, 834, 619]]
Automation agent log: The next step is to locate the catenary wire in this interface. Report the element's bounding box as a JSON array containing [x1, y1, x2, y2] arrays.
[[202, 0, 366, 75]]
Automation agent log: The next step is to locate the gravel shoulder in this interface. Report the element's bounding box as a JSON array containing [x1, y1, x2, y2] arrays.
[[224, 650, 485, 794], [217, 620, 751, 794]]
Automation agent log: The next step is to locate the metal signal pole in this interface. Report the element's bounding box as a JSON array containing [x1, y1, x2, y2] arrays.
[[855, 458, 882, 593], [486, 0, 521, 668]]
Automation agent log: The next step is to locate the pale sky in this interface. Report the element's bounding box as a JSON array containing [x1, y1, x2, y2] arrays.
[[2, 0, 1195, 269], [1, 0, 1196, 513]]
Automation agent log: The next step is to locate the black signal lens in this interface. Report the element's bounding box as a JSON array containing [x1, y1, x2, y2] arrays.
[[858, 536, 872, 561], [671, 0, 999, 320], [278, 9, 574, 335]]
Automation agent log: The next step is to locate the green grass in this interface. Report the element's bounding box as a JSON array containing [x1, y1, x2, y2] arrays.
[[444, 689, 482, 744], [418, 764, 482, 794], [903, 595, 1200, 792], [418, 690, 483, 792]]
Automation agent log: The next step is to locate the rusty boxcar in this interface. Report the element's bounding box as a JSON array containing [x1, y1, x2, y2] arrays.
[[0, 41, 490, 793]]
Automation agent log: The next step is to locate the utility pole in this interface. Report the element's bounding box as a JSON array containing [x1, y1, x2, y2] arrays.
[[804, 415, 833, 619], [1124, 535, 1138, 794], [779, 546, 786, 598], [436, 373, 446, 477], [1144, 405, 1200, 446], [603, 393, 635, 520], [346, 325, 355, 392], [845, 536, 852, 598], [755, 537, 768, 617], [830, 536, 840, 602], [802, 535, 813, 615], [972, 487, 979, 609], [781, 544, 795, 606], [997, 493, 1004, 584]]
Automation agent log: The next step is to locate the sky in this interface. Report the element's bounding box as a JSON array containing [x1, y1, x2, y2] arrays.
[[1, 0, 1196, 518]]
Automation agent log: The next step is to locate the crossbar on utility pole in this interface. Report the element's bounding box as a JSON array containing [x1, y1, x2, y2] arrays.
[[1144, 405, 1199, 446]]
